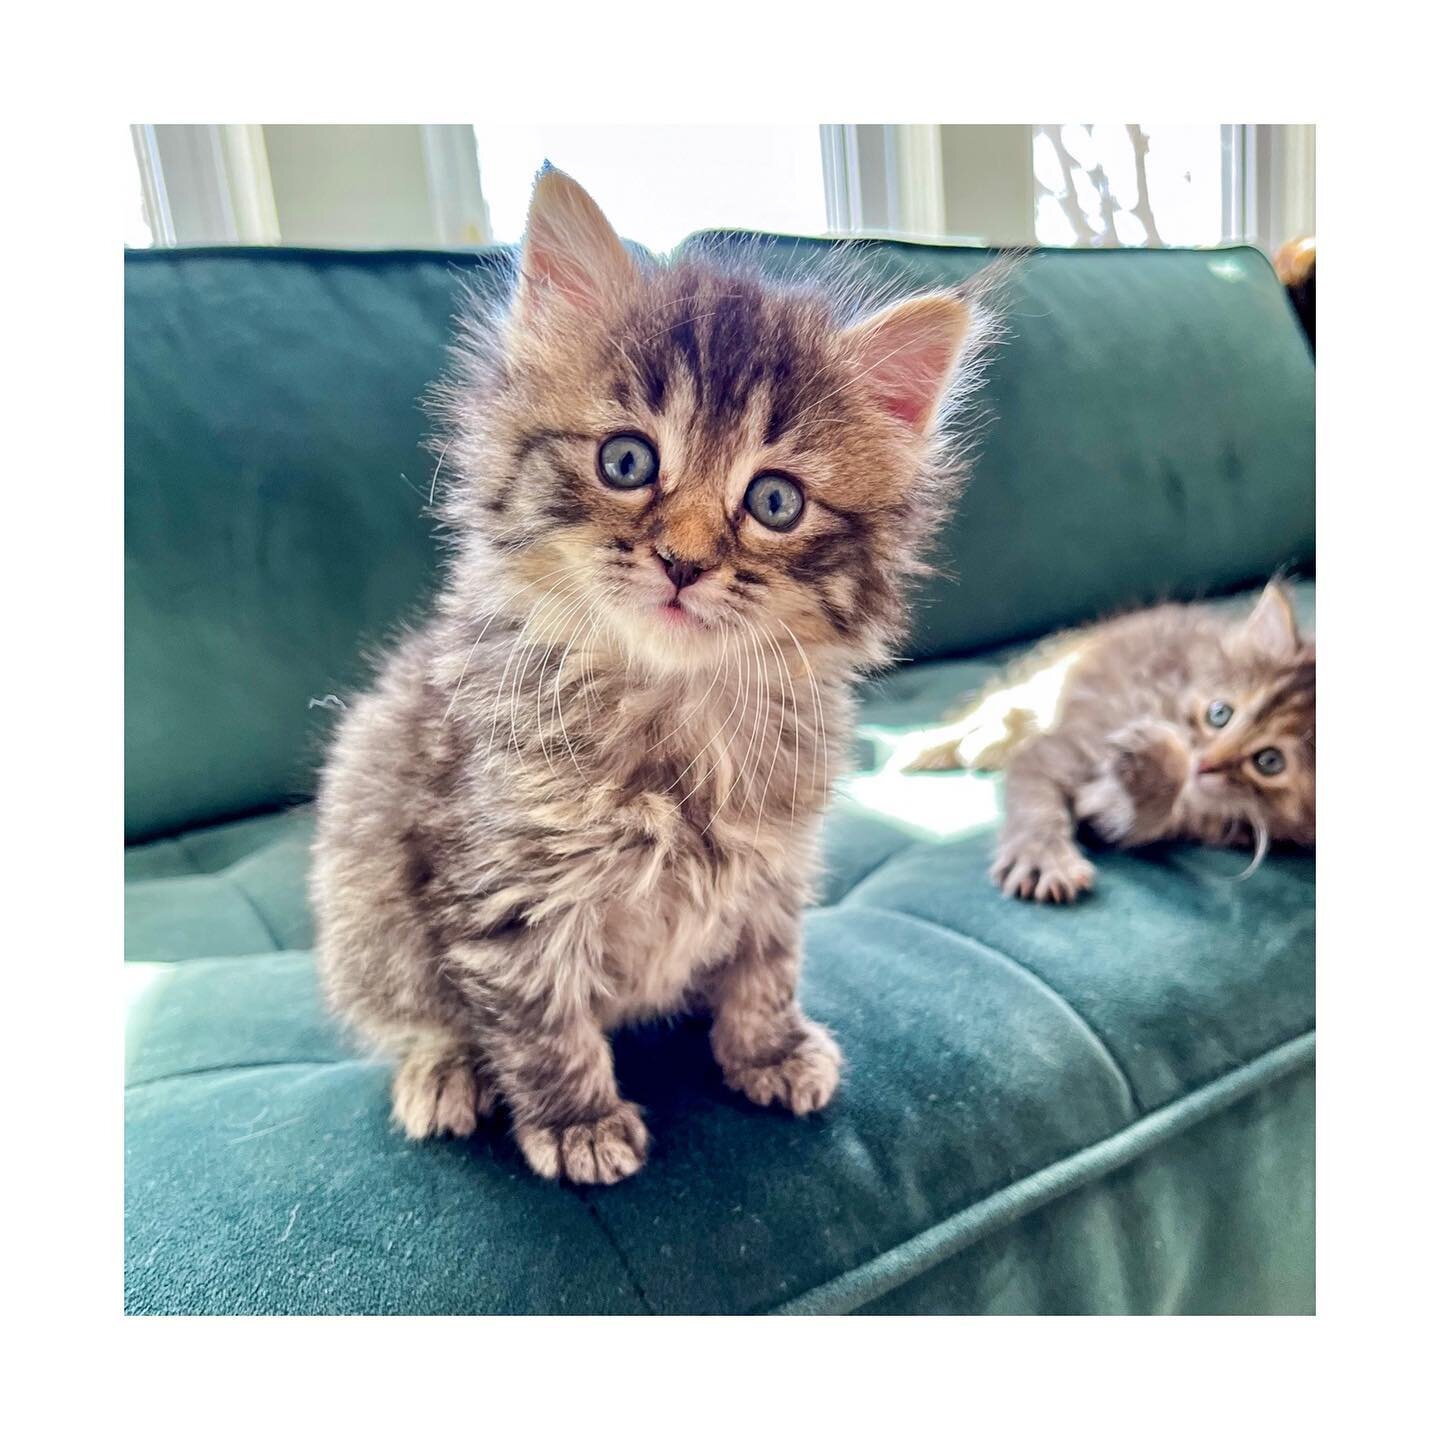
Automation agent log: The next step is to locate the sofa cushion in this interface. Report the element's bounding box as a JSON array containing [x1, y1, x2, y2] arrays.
[[124, 247, 512, 842], [686, 234, 1316, 662], [125, 586, 1315, 1315], [125, 239, 1314, 843]]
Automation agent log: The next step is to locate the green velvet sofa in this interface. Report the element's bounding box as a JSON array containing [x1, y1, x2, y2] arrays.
[[124, 233, 1316, 1315]]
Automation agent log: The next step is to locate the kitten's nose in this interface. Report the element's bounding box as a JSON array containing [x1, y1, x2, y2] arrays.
[[655, 547, 709, 591]]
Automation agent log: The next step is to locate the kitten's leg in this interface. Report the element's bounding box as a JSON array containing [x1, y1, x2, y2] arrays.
[[894, 724, 966, 773], [895, 700, 1034, 774], [390, 1035, 500, 1140], [483, 1003, 648, 1186], [1075, 720, 1189, 847], [991, 735, 1095, 903], [706, 917, 841, 1116]]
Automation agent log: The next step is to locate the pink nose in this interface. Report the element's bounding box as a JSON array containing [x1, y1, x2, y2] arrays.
[[1196, 757, 1223, 775]]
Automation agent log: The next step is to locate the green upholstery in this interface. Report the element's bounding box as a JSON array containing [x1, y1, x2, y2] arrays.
[[124, 237, 1315, 1314], [688, 234, 1315, 660], [124, 248, 510, 842], [125, 240, 1314, 842]]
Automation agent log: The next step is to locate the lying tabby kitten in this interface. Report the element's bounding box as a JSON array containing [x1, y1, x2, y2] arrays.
[[901, 584, 1315, 901], [312, 169, 983, 1183]]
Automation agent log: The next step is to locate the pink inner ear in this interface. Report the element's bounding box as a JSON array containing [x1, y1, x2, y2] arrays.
[[525, 244, 599, 313], [869, 341, 961, 428], [847, 297, 971, 432], [517, 169, 633, 319]]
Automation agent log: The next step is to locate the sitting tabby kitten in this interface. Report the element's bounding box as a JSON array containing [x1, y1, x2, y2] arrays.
[[312, 169, 983, 1183], [901, 584, 1315, 901]]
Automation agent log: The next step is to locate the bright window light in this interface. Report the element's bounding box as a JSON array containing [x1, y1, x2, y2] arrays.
[[472, 125, 829, 253], [1034, 124, 1226, 248]]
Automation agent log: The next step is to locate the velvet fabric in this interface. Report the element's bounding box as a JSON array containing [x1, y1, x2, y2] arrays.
[[125, 594, 1315, 1315], [125, 240, 1314, 842], [124, 237, 1315, 1314]]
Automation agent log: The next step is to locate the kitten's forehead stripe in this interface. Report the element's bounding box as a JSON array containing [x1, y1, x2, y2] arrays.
[[1249, 662, 1316, 733], [615, 273, 836, 454]]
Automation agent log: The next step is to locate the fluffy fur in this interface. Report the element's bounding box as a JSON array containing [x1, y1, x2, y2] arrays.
[[900, 583, 1316, 902], [311, 169, 985, 1183]]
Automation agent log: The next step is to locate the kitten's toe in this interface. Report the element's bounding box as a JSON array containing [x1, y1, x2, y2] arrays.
[[724, 1021, 841, 1116], [391, 1046, 496, 1140], [992, 841, 1094, 904], [515, 1103, 649, 1185], [1034, 854, 1095, 903]]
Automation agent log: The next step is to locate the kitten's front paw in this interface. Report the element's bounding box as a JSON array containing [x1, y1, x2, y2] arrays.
[[724, 1022, 841, 1116], [1109, 720, 1189, 823], [392, 1047, 498, 1140], [515, 1102, 649, 1185], [991, 837, 1095, 903]]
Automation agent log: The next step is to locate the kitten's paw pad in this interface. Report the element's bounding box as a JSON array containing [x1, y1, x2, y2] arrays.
[[516, 1103, 649, 1186], [725, 1024, 842, 1116], [391, 1049, 497, 1141], [991, 841, 1095, 904]]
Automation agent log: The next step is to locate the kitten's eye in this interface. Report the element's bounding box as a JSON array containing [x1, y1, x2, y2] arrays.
[[598, 434, 658, 490], [1206, 701, 1234, 728], [1253, 747, 1286, 776], [744, 473, 804, 531]]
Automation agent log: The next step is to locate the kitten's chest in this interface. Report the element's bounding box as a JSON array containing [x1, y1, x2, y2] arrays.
[[592, 846, 778, 1028]]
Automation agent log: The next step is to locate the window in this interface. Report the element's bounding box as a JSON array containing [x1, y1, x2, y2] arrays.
[[471, 125, 829, 252], [126, 125, 1312, 257], [1033, 125, 1227, 247], [127, 129, 157, 249]]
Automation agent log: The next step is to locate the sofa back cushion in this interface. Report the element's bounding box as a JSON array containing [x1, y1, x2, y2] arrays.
[[125, 238, 1313, 840], [684, 234, 1316, 662], [125, 248, 508, 840]]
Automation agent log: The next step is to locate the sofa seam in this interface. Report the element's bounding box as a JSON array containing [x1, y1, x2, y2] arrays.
[[227, 876, 286, 952], [582, 1198, 656, 1316], [819, 842, 916, 904], [126, 1058, 354, 1091], [769, 1028, 1316, 1315], [835, 902, 1143, 1120], [168, 832, 209, 876]]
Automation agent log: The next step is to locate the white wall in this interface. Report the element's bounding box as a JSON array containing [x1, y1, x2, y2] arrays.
[[262, 125, 438, 247], [939, 126, 1036, 245]]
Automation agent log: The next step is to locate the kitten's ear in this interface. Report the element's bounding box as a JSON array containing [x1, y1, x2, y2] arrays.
[[841, 293, 974, 433], [518, 166, 634, 316], [1241, 582, 1301, 660]]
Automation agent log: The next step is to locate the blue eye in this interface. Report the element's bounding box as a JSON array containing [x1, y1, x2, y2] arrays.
[[744, 473, 804, 530], [1207, 701, 1233, 728], [1253, 747, 1286, 776], [598, 434, 658, 489]]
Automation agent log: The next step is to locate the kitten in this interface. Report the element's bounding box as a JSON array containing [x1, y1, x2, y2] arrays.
[[311, 169, 984, 1183], [901, 583, 1315, 902]]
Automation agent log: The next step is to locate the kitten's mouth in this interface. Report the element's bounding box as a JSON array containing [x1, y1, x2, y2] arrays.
[[656, 598, 702, 629]]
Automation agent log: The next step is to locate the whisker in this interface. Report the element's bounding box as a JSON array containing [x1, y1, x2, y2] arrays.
[[701, 621, 762, 834], [1229, 810, 1271, 882], [443, 563, 573, 725], [772, 615, 829, 805], [525, 585, 601, 779], [484, 573, 588, 761], [507, 579, 596, 771], [428, 440, 451, 507], [672, 629, 741, 807], [748, 618, 796, 834]]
